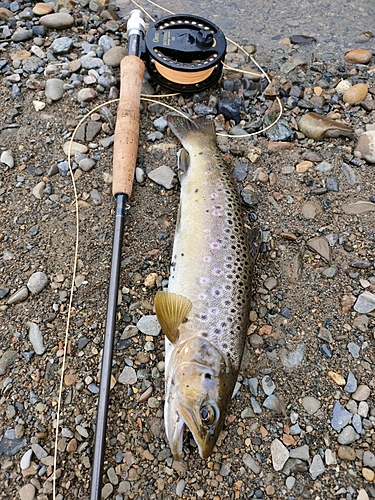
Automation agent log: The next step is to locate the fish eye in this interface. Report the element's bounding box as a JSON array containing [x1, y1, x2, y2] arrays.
[[200, 404, 216, 425]]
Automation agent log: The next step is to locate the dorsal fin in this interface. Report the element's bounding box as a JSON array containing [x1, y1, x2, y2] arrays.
[[154, 291, 192, 344]]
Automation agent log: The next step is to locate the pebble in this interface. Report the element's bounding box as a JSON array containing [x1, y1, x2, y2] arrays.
[[77, 88, 97, 102], [289, 444, 310, 462], [331, 401, 352, 431], [18, 484, 36, 500], [27, 271, 48, 294], [27, 322, 45, 355], [309, 454, 325, 479], [101, 483, 113, 499], [32, 181, 45, 199], [338, 445, 356, 460], [45, 78, 66, 101], [20, 448, 33, 470], [354, 291, 375, 313], [347, 342, 360, 359], [306, 236, 331, 263], [243, 453, 261, 474], [176, 479, 185, 497], [337, 426, 360, 444], [7, 286, 29, 305], [148, 165, 175, 189], [335, 79, 352, 95], [63, 141, 88, 155], [302, 396, 321, 415], [352, 385, 371, 401], [345, 49, 372, 64], [363, 451, 375, 468], [51, 37, 73, 54], [1, 150, 14, 168], [342, 200, 375, 214], [118, 366, 137, 385], [270, 439, 289, 471], [298, 112, 354, 140], [301, 201, 322, 219], [32, 3, 54, 15], [0, 349, 18, 376], [344, 372, 358, 393], [343, 83, 368, 105], [40, 13, 74, 29], [102, 46, 127, 67], [261, 375, 276, 395]]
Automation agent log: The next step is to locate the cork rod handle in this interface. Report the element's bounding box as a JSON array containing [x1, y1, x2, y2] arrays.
[[112, 55, 145, 197]]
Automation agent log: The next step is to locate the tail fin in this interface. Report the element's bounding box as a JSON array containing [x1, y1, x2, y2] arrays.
[[167, 115, 217, 150]]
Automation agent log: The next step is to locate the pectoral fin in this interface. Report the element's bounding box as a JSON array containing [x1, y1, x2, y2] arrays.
[[154, 291, 192, 343]]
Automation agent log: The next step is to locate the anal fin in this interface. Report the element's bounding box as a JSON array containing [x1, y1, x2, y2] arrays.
[[154, 291, 192, 344]]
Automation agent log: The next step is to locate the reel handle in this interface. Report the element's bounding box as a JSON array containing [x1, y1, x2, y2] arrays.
[[112, 55, 145, 197]]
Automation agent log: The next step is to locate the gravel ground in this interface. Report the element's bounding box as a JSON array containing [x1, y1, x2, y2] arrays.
[[0, 1, 375, 500]]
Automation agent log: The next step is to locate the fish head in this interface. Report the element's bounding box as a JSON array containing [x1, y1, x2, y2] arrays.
[[165, 337, 234, 459]]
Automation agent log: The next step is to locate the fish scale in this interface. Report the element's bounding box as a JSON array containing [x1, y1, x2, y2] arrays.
[[155, 115, 259, 459]]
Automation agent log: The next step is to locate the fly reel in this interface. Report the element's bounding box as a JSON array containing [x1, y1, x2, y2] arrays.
[[145, 14, 227, 93]]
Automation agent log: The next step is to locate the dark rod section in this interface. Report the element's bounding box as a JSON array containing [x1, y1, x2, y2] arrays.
[[90, 193, 127, 500]]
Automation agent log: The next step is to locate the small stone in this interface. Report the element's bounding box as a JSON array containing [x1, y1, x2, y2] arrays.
[[353, 292, 375, 313], [20, 449, 33, 470], [328, 371, 345, 386], [103, 46, 127, 67], [51, 37, 73, 54], [301, 201, 322, 219], [27, 322, 45, 355], [148, 165, 175, 189], [289, 444, 310, 462], [302, 396, 321, 415], [357, 489, 369, 500], [176, 479, 185, 497], [118, 366, 137, 385], [27, 271, 48, 294], [40, 13, 74, 29], [295, 160, 312, 173], [0, 350, 18, 376], [352, 385, 371, 401], [347, 342, 360, 359], [343, 83, 368, 105], [337, 425, 360, 445], [338, 445, 356, 460], [1, 150, 14, 168], [344, 372, 357, 393], [32, 181, 46, 199], [31, 443, 47, 459], [325, 449, 337, 465], [342, 200, 375, 214], [263, 277, 277, 291], [362, 468, 375, 482], [7, 287, 29, 305], [358, 401, 369, 418], [101, 483, 113, 499], [336, 80, 352, 95], [306, 236, 331, 263], [32, 3, 54, 15], [309, 454, 325, 479], [270, 439, 289, 471], [66, 438, 77, 453], [18, 484, 36, 500], [243, 453, 261, 474], [261, 375, 276, 395], [79, 158, 96, 172], [63, 142, 88, 155], [298, 112, 353, 140], [331, 401, 352, 431], [263, 394, 283, 412], [345, 49, 373, 64], [363, 451, 375, 468], [77, 88, 97, 102]]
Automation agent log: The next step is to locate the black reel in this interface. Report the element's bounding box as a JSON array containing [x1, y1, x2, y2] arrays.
[[145, 14, 227, 93]]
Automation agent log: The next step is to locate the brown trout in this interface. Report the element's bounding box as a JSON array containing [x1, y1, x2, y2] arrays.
[[154, 115, 259, 459]]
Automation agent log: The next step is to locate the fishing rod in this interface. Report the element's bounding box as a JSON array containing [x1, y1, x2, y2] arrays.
[[89, 9, 146, 500]]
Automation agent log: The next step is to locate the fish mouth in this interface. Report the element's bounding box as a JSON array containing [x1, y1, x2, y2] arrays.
[[170, 402, 218, 459]]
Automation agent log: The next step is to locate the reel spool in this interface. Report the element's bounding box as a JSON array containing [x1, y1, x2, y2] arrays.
[[145, 14, 227, 93]]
